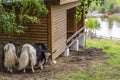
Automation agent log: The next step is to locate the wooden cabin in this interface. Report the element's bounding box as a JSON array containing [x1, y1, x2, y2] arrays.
[[0, 0, 85, 60]]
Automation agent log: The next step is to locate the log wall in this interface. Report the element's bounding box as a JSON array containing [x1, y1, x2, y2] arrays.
[[0, 15, 49, 45], [51, 4, 67, 59], [50, 1, 81, 59]]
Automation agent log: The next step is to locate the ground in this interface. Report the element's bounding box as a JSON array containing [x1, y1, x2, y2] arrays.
[[0, 47, 106, 80]]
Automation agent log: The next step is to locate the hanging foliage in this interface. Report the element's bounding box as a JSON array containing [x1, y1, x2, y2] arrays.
[[0, 0, 48, 35], [76, 0, 104, 22]]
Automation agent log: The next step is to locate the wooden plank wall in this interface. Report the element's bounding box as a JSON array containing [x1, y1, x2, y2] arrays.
[[0, 15, 49, 45], [50, 1, 81, 60], [51, 4, 67, 60]]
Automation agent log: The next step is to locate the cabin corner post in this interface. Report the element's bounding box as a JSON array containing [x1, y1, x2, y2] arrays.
[[47, 3, 53, 60]]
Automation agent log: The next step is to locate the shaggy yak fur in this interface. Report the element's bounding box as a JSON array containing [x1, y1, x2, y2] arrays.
[[33, 43, 55, 70], [18, 44, 37, 73], [2, 43, 17, 72], [33, 43, 51, 62], [33, 43, 46, 70], [18, 43, 54, 72]]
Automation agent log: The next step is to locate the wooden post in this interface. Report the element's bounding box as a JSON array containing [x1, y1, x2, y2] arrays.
[[47, 3, 53, 60]]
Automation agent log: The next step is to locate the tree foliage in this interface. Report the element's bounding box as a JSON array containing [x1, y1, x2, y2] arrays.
[[85, 19, 100, 30], [0, 0, 48, 35], [76, 0, 104, 22], [85, 19, 95, 30]]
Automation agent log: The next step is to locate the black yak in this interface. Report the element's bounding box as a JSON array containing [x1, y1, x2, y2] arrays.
[[33, 43, 56, 70]]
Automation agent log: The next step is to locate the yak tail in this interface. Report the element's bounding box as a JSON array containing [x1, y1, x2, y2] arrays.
[[4, 43, 17, 68], [29, 47, 37, 68], [18, 45, 29, 70]]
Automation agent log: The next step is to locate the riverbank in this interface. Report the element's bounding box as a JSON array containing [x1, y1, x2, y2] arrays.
[[86, 17, 120, 39], [109, 13, 120, 23]]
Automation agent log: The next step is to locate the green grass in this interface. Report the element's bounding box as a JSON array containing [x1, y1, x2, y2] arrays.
[[86, 38, 120, 67], [86, 38, 120, 54], [51, 38, 120, 80], [86, 38, 120, 80]]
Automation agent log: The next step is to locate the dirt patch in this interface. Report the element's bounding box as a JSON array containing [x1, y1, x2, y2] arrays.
[[0, 47, 106, 80]]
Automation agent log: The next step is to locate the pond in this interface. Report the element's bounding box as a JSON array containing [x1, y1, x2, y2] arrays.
[[96, 18, 120, 39]]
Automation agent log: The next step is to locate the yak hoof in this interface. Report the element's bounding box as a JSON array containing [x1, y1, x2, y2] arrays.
[[9, 69, 13, 73], [32, 70, 35, 73], [23, 69, 26, 73]]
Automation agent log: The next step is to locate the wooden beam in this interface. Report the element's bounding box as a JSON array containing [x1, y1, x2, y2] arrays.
[[47, 4, 52, 51], [60, 0, 79, 4], [67, 38, 77, 48], [67, 27, 84, 43]]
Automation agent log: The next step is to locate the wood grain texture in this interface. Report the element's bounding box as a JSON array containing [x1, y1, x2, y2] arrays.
[[0, 15, 49, 45]]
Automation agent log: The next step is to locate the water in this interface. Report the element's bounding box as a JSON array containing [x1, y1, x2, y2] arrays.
[[96, 18, 120, 39]]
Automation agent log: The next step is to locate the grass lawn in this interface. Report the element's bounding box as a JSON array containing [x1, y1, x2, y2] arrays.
[[86, 38, 120, 80], [52, 38, 120, 80]]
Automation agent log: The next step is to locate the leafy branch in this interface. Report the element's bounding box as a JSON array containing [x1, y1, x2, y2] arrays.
[[76, 0, 104, 22], [0, 0, 48, 35]]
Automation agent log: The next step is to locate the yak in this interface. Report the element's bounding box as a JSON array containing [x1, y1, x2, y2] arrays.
[[2, 43, 17, 72], [18, 44, 36, 73], [33, 43, 55, 70]]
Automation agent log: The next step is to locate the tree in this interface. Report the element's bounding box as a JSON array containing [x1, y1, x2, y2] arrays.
[[76, 0, 104, 22], [85, 19, 100, 38], [0, 0, 48, 35]]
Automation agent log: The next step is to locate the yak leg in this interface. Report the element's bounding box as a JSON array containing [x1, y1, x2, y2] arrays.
[[9, 68, 13, 73], [23, 69, 26, 73], [39, 59, 45, 70], [31, 65, 35, 73], [7, 67, 9, 71]]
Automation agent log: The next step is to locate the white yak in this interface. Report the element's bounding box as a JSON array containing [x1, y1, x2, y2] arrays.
[[3, 43, 17, 72], [18, 44, 36, 72]]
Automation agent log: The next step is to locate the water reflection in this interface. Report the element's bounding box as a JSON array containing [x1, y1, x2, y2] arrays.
[[96, 18, 120, 38]]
